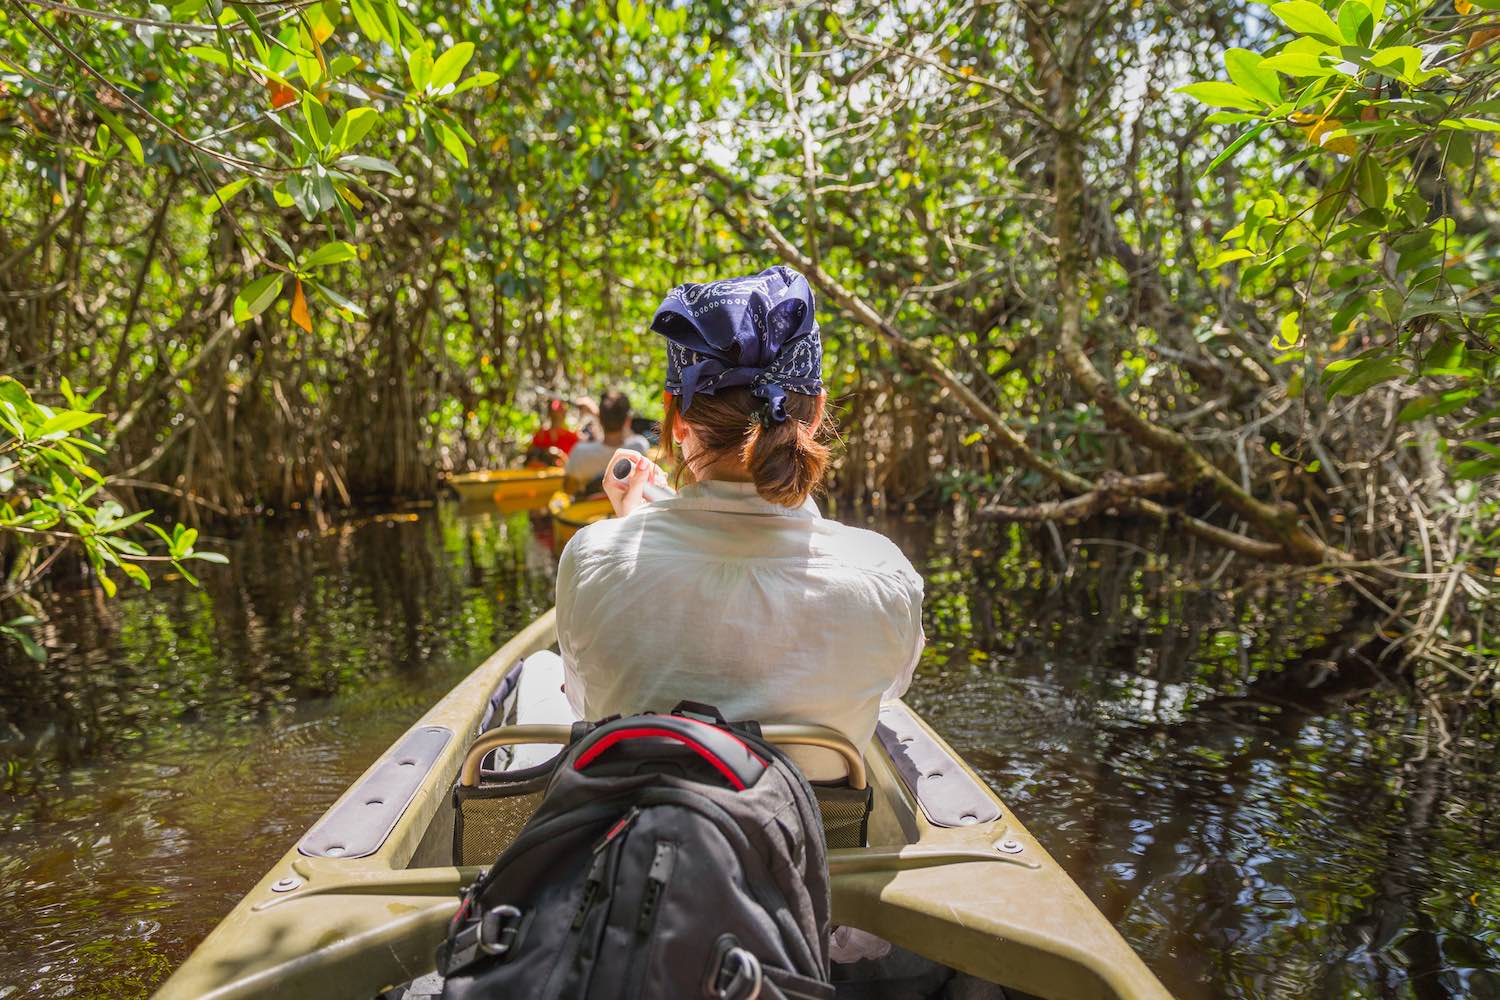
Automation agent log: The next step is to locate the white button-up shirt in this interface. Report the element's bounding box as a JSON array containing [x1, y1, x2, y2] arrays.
[[556, 480, 925, 778]]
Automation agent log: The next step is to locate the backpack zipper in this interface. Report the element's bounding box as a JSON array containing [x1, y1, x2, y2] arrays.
[[624, 838, 679, 1000], [635, 840, 676, 934], [570, 807, 637, 933], [567, 808, 641, 1000]]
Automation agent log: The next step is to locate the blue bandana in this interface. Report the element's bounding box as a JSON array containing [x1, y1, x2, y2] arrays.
[[652, 265, 823, 424]]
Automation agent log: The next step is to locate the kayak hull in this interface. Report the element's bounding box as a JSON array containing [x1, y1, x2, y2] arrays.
[[155, 610, 1172, 1000], [444, 468, 564, 508]]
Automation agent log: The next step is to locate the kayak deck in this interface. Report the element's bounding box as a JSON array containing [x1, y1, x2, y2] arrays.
[[155, 611, 1171, 1000]]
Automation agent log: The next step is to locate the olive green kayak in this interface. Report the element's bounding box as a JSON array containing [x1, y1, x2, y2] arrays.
[[155, 609, 1172, 1000], [444, 468, 565, 508]]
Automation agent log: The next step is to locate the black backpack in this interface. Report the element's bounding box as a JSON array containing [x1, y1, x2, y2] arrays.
[[437, 704, 834, 1000]]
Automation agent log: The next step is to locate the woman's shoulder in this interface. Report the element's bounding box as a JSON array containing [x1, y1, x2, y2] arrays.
[[809, 519, 922, 585]]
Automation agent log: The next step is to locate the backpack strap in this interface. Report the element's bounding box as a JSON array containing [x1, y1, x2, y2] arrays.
[[572, 714, 768, 791], [670, 700, 763, 740], [668, 700, 728, 725]]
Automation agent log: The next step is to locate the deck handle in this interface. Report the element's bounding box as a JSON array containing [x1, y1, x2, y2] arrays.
[[459, 723, 866, 790]]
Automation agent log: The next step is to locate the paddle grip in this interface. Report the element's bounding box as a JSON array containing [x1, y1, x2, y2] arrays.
[[611, 456, 676, 503]]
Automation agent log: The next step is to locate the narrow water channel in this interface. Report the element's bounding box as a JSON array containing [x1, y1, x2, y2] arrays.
[[0, 503, 1496, 999]]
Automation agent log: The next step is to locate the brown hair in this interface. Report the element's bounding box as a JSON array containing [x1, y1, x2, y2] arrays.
[[661, 387, 831, 508], [598, 391, 631, 433]]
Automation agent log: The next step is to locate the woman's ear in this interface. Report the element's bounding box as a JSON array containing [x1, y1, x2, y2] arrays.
[[671, 414, 688, 444]]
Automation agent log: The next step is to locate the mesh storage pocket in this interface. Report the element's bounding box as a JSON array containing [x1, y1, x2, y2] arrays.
[[453, 774, 550, 866], [813, 784, 873, 849]]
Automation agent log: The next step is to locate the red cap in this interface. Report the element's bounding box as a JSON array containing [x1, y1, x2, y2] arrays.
[[548, 399, 565, 413]]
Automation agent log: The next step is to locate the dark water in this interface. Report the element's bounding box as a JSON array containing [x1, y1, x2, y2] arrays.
[[1, 504, 1496, 999]]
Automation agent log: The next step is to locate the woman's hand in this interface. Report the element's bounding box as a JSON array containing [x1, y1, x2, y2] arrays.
[[603, 448, 666, 518]]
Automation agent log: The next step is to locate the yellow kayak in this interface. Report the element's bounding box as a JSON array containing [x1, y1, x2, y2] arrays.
[[444, 468, 564, 509], [547, 492, 613, 551], [155, 609, 1172, 1000]]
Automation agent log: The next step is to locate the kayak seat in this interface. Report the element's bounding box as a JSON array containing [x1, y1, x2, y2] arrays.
[[453, 763, 870, 866], [452, 714, 873, 865]]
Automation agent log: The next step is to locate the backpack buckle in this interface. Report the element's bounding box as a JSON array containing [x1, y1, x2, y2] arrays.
[[442, 904, 526, 975], [711, 944, 763, 1000]]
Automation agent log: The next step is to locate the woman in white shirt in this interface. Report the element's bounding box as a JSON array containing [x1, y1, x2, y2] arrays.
[[554, 266, 924, 778]]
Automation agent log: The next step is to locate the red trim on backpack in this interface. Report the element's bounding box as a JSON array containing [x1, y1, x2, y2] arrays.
[[573, 721, 765, 791]]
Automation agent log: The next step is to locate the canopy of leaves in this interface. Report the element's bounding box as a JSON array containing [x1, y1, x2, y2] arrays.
[[1, 0, 1496, 680]]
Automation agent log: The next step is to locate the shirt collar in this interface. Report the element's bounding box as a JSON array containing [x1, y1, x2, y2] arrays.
[[661, 479, 822, 519]]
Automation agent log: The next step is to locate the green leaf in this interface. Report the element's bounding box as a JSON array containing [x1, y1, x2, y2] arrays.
[[1260, 50, 1339, 77], [184, 44, 232, 69], [302, 241, 359, 269], [1271, 1, 1346, 45], [1199, 248, 1256, 270], [1337, 2, 1372, 48], [434, 121, 469, 166], [93, 107, 145, 167], [429, 41, 475, 92], [230, 2, 266, 40], [451, 71, 499, 95], [206, 177, 251, 213], [101, 508, 154, 534], [233, 273, 285, 323], [348, 0, 387, 43], [188, 551, 230, 564], [289, 170, 337, 221], [1326, 356, 1407, 396], [1369, 45, 1444, 85], [336, 154, 403, 176], [1273, 312, 1301, 350], [35, 410, 105, 437], [1453, 457, 1500, 482], [120, 561, 152, 589], [1176, 81, 1262, 110], [0, 624, 46, 662], [1200, 121, 1272, 176], [1224, 49, 1282, 104], [305, 279, 367, 318], [1356, 155, 1387, 208], [1398, 388, 1478, 423], [301, 93, 331, 149], [406, 45, 433, 91], [329, 107, 379, 151], [1438, 118, 1500, 133], [0, 376, 31, 410]]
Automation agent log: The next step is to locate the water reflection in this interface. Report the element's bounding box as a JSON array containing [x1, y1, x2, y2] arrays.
[[0, 505, 556, 997], [0, 505, 1496, 998], [889, 516, 1500, 1000]]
